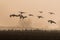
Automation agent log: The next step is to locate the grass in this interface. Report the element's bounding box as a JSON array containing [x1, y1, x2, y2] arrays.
[[0, 30, 60, 40]]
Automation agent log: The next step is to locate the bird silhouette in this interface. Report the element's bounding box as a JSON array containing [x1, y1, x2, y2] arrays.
[[29, 14, 33, 16], [10, 14, 17, 17], [18, 14, 27, 19], [22, 16, 27, 19], [37, 16, 44, 19], [19, 11, 26, 14], [48, 12, 55, 14], [39, 11, 43, 13], [48, 20, 56, 24], [20, 15, 27, 19]]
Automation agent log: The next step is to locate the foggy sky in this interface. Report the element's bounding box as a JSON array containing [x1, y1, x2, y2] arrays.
[[0, 0, 60, 30]]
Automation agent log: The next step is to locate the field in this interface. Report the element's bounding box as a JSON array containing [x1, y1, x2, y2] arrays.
[[0, 30, 60, 40]]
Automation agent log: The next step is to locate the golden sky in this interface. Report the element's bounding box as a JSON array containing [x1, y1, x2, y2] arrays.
[[0, 0, 60, 30]]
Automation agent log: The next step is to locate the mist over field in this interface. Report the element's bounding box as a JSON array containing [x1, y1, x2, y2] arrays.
[[0, 0, 60, 30]]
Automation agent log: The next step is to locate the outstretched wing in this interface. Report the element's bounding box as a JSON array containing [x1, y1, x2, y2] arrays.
[[39, 11, 43, 13], [10, 14, 16, 17], [48, 12, 55, 14], [23, 16, 27, 19], [48, 20, 56, 24], [19, 11, 26, 14], [29, 14, 33, 16], [37, 16, 43, 19]]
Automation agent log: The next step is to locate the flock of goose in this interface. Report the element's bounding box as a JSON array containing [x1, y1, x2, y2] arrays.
[[9, 11, 56, 24]]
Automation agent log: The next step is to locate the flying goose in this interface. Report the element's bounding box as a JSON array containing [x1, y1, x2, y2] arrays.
[[48, 12, 55, 14], [37, 16, 44, 19], [48, 20, 56, 24], [10, 14, 17, 17], [19, 11, 26, 14], [29, 14, 33, 16]]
